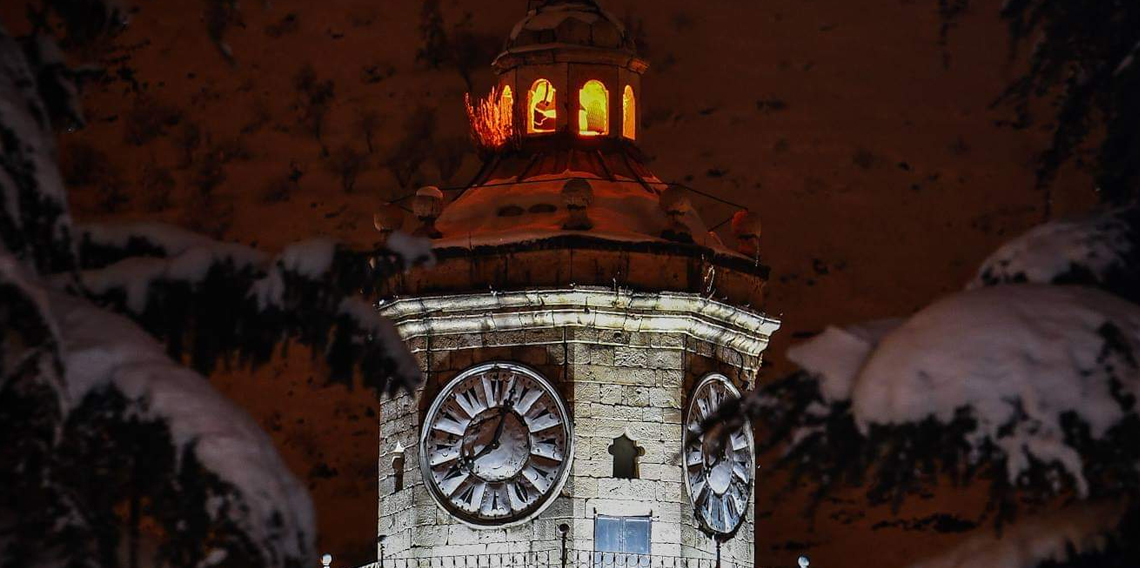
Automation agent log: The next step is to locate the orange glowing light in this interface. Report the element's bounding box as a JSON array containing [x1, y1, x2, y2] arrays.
[[527, 79, 557, 134], [465, 85, 514, 151], [622, 85, 636, 140], [578, 80, 609, 137], [502, 85, 514, 115]]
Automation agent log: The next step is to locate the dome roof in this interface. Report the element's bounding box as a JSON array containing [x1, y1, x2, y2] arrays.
[[434, 174, 725, 251], [504, 0, 636, 54]]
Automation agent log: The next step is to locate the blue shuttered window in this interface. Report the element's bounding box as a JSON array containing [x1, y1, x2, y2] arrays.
[[594, 515, 651, 554]]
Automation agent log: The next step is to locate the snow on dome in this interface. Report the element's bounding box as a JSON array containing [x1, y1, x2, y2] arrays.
[[849, 285, 1140, 494], [969, 206, 1139, 302], [505, 0, 634, 54], [433, 174, 727, 251]]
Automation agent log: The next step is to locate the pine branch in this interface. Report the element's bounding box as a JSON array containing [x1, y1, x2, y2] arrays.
[[940, 0, 1140, 204], [707, 371, 1140, 531], [0, 31, 77, 274], [64, 223, 431, 395]]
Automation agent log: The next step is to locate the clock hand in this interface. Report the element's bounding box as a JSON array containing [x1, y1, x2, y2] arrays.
[[471, 385, 517, 462]]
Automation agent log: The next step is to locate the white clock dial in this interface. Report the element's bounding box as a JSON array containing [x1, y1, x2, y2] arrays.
[[683, 374, 754, 537], [419, 362, 573, 526]]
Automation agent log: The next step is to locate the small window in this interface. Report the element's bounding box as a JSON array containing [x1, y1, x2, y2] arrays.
[[391, 444, 405, 493], [622, 85, 636, 140], [527, 79, 557, 134], [608, 434, 644, 479], [578, 80, 609, 137], [595, 516, 651, 555]]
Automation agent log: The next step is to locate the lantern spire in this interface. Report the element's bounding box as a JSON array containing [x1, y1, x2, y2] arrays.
[[476, 0, 646, 157], [427, 0, 739, 255]]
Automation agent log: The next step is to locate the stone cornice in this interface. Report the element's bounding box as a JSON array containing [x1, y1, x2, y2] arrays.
[[379, 287, 781, 358]]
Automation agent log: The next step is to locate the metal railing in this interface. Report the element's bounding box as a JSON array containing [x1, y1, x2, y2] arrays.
[[355, 550, 752, 568]]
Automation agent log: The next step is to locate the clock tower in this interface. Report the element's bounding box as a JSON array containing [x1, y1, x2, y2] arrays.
[[373, 1, 779, 565]]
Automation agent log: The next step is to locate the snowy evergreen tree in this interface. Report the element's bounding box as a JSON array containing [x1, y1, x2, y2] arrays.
[[940, 0, 1140, 207], [717, 210, 1140, 568], [1, 5, 429, 567], [970, 205, 1140, 303]]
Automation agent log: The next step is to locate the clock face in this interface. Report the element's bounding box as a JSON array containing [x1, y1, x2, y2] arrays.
[[419, 362, 573, 526], [683, 374, 754, 537]]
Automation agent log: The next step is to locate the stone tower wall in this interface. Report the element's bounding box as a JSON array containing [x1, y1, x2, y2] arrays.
[[378, 289, 773, 565]]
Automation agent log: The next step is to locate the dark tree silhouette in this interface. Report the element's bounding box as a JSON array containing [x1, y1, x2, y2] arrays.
[[325, 144, 369, 194], [941, 0, 1140, 210], [385, 106, 436, 189], [172, 121, 203, 168], [141, 162, 176, 212], [709, 207, 1140, 567], [415, 2, 498, 90], [354, 108, 383, 154], [292, 64, 336, 151], [0, 4, 429, 567]]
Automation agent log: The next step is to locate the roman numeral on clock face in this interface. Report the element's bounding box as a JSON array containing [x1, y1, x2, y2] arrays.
[[421, 363, 573, 525]]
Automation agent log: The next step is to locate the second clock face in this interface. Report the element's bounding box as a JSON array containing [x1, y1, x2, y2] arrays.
[[420, 362, 573, 526], [683, 374, 755, 537]]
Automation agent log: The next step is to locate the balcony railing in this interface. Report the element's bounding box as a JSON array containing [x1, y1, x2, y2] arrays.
[[357, 550, 753, 568]]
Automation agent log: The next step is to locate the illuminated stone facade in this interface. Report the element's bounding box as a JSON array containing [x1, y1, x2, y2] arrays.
[[377, 290, 778, 562], [373, 1, 779, 565]]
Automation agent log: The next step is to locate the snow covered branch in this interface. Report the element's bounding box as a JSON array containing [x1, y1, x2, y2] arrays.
[[971, 205, 1140, 303], [1, 253, 315, 568], [67, 222, 431, 395], [730, 285, 1140, 529], [0, 29, 77, 274], [706, 211, 1140, 531], [0, 4, 431, 566]]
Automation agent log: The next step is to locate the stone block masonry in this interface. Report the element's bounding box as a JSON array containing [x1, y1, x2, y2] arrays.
[[378, 288, 777, 564]]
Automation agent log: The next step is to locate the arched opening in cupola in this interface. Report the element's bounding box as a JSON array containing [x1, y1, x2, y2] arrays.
[[622, 85, 636, 140], [501, 85, 513, 115], [527, 79, 557, 134], [578, 80, 609, 137]]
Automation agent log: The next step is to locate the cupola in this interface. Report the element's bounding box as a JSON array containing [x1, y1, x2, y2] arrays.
[[378, 0, 770, 308], [466, 0, 647, 150]]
